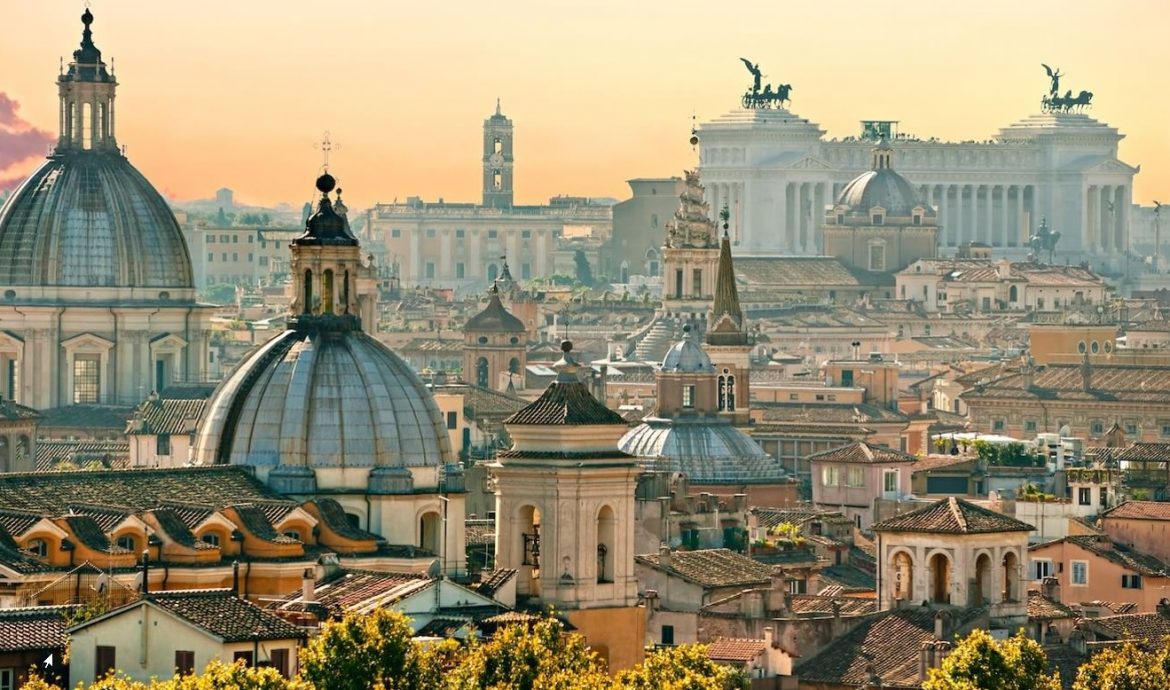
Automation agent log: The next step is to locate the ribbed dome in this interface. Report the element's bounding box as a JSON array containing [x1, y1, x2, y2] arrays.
[[0, 152, 194, 288], [835, 142, 932, 219], [192, 328, 453, 490], [619, 418, 786, 484], [662, 328, 714, 373]]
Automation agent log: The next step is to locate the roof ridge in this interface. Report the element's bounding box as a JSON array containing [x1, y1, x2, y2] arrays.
[[949, 497, 967, 532]]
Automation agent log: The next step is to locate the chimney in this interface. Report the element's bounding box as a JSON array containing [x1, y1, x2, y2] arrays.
[[302, 567, 316, 603], [231, 560, 240, 596], [934, 610, 947, 639], [733, 493, 747, 513], [1041, 575, 1061, 603], [141, 550, 150, 594], [1158, 597, 1170, 619], [764, 626, 774, 649], [919, 641, 951, 683], [1081, 351, 1092, 392], [658, 545, 671, 568]]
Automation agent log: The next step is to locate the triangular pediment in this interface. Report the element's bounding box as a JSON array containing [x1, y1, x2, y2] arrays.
[[60, 332, 115, 351], [1076, 157, 1139, 175], [788, 155, 834, 170]]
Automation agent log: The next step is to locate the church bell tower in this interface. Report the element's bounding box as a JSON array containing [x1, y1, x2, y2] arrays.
[[482, 100, 514, 208]]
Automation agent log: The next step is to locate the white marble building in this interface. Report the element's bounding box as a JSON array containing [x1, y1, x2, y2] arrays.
[[698, 106, 1138, 269]]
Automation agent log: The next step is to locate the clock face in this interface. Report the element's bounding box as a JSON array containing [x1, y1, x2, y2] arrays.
[[488, 152, 504, 166]]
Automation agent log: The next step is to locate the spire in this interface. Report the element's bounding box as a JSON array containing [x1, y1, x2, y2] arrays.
[[58, 8, 116, 150], [64, 8, 111, 83], [707, 228, 749, 347], [496, 98, 502, 116]]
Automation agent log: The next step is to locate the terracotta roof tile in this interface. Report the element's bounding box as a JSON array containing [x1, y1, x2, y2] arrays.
[[1027, 590, 1076, 621], [127, 398, 206, 436], [139, 590, 305, 642], [706, 637, 766, 664], [788, 595, 876, 616], [271, 570, 432, 617], [809, 442, 917, 465], [1081, 612, 1170, 647], [0, 606, 70, 652], [1103, 501, 1170, 521], [873, 497, 1033, 534], [795, 608, 952, 687], [636, 548, 772, 588], [1059, 535, 1170, 576]]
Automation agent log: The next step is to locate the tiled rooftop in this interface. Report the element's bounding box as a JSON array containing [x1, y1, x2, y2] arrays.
[[873, 497, 1033, 534], [808, 442, 917, 465], [0, 606, 71, 652], [636, 548, 772, 588]]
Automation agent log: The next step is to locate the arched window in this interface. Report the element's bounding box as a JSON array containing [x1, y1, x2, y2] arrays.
[[0, 437, 9, 472], [116, 535, 137, 552], [303, 269, 313, 314], [476, 357, 489, 388], [322, 269, 334, 314], [27, 538, 49, 559], [974, 553, 992, 605], [343, 269, 350, 314], [930, 553, 950, 604], [1002, 551, 1019, 602], [519, 505, 542, 598], [718, 375, 726, 411], [726, 375, 736, 412], [1009, 285, 1019, 303], [509, 357, 521, 375], [597, 506, 615, 583], [620, 261, 629, 284]]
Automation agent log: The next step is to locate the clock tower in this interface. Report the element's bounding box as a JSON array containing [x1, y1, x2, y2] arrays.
[[483, 99, 514, 208]]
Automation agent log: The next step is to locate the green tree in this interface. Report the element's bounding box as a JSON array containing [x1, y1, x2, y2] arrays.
[[1072, 642, 1170, 690], [615, 644, 746, 690], [573, 250, 594, 287], [300, 608, 441, 690], [443, 616, 609, 690], [922, 629, 1059, 690]]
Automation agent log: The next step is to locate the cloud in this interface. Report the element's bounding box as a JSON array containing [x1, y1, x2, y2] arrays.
[[0, 92, 54, 191]]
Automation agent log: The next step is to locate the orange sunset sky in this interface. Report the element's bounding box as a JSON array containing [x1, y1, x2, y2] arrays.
[[2, 1, 1168, 211]]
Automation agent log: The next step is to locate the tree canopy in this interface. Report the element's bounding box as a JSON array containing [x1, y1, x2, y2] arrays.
[[922, 629, 1060, 690], [1072, 642, 1170, 690]]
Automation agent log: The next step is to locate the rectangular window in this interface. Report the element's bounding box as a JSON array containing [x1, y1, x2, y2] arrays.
[[73, 355, 101, 404], [1025, 419, 1037, 433], [1162, 423, 1170, 438], [661, 625, 675, 645], [426, 229, 436, 238], [456, 229, 465, 239], [221, 253, 227, 262], [521, 263, 531, 279], [1122, 574, 1143, 589], [691, 268, 702, 297], [232, 235, 239, 243], [248, 253, 254, 262], [1078, 487, 1092, 506], [269, 649, 291, 679], [233, 651, 254, 668], [1091, 421, 1104, 435], [446, 411, 457, 430], [883, 469, 898, 493], [682, 385, 695, 409], [206, 236, 214, 244], [247, 234, 254, 243], [488, 230, 498, 239], [674, 269, 684, 298], [1126, 423, 1138, 435], [220, 235, 229, 243], [846, 466, 865, 488], [175, 650, 195, 676], [789, 393, 799, 401], [96, 646, 117, 679], [992, 419, 1005, 432], [456, 263, 465, 279], [1071, 560, 1088, 586], [1032, 559, 1052, 580], [391, 229, 401, 238], [521, 230, 531, 239], [425, 263, 435, 279], [232, 252, 239, 262], [841, 370, 854, 386], [207, 252, 214, 262], [821, 465, 839, 487], [156, 434, 172, 456]]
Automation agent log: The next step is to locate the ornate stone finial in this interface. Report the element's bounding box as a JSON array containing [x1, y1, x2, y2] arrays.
[[681, 323, 692, 340], [315, 173, 336, 196], [561, 340, 573, 354]]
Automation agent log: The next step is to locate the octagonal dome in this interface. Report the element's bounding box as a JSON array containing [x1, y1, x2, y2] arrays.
[[0, 151, 195, 289], [192, 328, 453, 491]]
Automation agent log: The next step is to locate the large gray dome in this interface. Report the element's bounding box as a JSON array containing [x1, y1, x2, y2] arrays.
[[835, 168, 931, 218], [192, 328, 453, 491], [619, 418, 786, 484], [0, 151, 194, 289]]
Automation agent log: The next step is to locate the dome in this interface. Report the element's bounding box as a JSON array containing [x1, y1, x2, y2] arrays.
[[661, 327, 714, 373], [465, 285, 525, 332], [0, 152, 195, 288], [618, 418, 786, 484], [192, 328, 453, 493], [835, 142, 933, 219]]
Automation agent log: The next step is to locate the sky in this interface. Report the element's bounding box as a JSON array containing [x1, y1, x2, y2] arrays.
[[2, 1, 1168, 210]]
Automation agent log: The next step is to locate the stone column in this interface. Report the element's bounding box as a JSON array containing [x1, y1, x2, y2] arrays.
[[471, 231, 483, 279], [440, 230, 452, 279], [998, 186, 1008, 247], [955, 185, 965, 245], [409, 228, 421, 283], [784, 183, 796, 253], [774, 181, 787, 253], [1099, 186, 1112, 252], [1116, 186, 1129, 253]]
